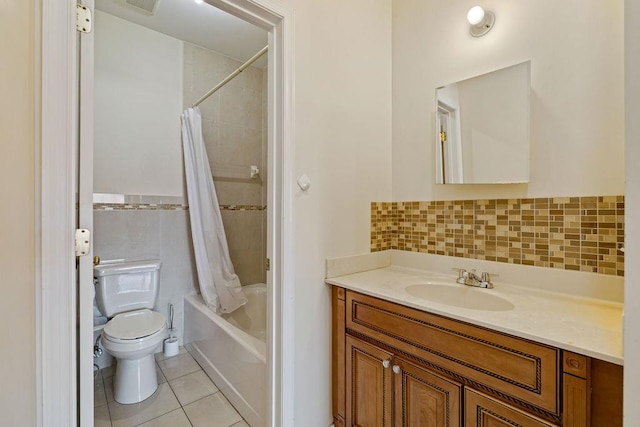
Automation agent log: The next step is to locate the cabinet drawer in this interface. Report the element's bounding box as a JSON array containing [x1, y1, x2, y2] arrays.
[[465, 389, 558, 427], [346, 291, 559, 417]]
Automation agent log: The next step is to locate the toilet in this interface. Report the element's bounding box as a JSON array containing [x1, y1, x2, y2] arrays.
[[94, 260, 167, 404]]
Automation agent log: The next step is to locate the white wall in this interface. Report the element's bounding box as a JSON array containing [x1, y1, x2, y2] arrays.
[[94, 11, 184, 197], [268, 0, 393, 424], [624, 0, 640, 424], [0, 0, 36, 424], [393, 0, 624, 201]]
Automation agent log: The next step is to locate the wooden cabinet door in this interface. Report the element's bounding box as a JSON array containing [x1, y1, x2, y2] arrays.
[[346, 336, 393, 427], [465, 389, 558, 427], [394, 358, 462, 427]]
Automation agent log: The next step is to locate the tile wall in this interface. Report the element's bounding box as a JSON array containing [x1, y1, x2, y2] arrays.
[[93, 38, 267, 371], [93, 196, 267, 367], [371, 196, 624, 276], [184, 43, 267, 285], [93, 205, 199, 356]]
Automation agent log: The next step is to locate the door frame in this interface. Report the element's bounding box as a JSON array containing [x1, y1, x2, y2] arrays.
[[38, 1, 295, 425]]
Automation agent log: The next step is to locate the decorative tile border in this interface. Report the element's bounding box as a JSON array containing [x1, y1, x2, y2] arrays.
[[371, 196, 624, 277], [94, 203, 188, 211], [94, 203, 267, 211], [219, 204, 267, 211]]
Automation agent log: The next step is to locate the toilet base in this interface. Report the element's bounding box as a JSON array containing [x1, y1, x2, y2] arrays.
[[113, 354, 158, 404]]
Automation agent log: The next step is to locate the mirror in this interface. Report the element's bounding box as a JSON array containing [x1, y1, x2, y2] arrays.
[[435, 61, 531, 184]]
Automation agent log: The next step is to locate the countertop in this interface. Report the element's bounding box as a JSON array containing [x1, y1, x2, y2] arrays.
[[326, 265, 623, 365]]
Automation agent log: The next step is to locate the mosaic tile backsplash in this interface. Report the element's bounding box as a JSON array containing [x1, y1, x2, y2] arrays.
[[371, 196, 624, 277]]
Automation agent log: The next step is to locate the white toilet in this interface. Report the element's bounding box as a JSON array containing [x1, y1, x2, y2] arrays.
[[94, 260, 167, 404]]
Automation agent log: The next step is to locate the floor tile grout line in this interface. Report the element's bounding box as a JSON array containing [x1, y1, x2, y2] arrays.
[[183, 406, 196, 426], [105, 381, 176, 427], [165, 375, 218, 408], [183, 389, 223, 408], [182, 407, 195, 427], [155, 352, 204, 382], [130, 406, 184, 427], [105, 400, 114, 427], [181, 391, 245, 427], [179, 357, 248, 425], [98, 347, 246, 427], [161, 367, 204, 383], [97, 367, 113, 426], [163, 364, 205, 381], [182, 389, 247, 426], [125, 388, 178, 427], [164, 371, 187, 413]]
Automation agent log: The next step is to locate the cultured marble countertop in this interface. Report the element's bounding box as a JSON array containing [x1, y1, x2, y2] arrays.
[[326, 265, 623, 365]]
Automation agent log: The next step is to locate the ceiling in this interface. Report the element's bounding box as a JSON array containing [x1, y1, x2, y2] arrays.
[[96, 0, 268, 67]]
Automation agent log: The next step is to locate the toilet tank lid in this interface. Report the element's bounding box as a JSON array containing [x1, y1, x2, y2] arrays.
[[94, 259, 161, 277]]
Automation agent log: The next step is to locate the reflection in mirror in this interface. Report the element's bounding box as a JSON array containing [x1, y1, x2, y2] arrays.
[[435, 61, 531, 184]]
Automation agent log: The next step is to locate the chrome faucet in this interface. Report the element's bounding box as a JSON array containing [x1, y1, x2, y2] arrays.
[[453, 268, 495, 289]]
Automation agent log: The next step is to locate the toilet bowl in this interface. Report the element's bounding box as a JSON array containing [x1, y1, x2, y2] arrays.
[[101, 309, 167, 404], [94, 260, 166, 404]]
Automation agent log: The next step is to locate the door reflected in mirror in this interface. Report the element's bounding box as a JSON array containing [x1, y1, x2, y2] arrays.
[[436, 61, 531, 184]]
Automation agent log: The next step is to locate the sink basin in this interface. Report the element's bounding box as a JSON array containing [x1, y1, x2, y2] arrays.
[[405, 283, 514, 311]]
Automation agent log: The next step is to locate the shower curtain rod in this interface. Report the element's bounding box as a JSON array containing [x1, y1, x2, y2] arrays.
[[192, 45, 269, 108]]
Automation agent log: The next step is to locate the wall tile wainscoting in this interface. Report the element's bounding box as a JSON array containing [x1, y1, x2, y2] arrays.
[[372, 196, 624, 276]]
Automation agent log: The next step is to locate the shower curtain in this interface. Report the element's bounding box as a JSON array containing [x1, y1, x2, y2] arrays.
[[181, 107, 247, 314]]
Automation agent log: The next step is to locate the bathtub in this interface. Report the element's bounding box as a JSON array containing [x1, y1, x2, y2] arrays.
[[184, 284, 267, 427]]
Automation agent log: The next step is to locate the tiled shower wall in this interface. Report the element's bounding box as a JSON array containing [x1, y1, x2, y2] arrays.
[[184, 43, 267, 285], [371, 196, 624, 277]]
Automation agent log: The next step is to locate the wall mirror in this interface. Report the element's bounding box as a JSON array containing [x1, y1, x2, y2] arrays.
[[435, 61, 531, 184]]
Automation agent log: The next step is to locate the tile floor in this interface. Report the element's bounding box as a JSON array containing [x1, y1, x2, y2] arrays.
[[95, 347, 248, 427]]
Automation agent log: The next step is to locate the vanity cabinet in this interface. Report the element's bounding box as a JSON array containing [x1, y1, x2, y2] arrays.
[[346, 336, 393, 427], [395, 356, 462, 427], [331, 286, 622, 427], [465, 389, 555, 427], [346, 334, 462, 427]]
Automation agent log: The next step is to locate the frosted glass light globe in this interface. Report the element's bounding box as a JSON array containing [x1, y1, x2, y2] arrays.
[[467, 6, 485, 25], [194, 0, 204, 4]]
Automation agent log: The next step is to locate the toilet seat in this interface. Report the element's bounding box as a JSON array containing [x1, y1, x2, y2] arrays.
[[103, 309, 166, 342]]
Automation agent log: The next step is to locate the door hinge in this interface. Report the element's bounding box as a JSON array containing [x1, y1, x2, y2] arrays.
[[265, 258, 271, 271], [75, 229, 91, 257], [440, 130, 447, 143], [77, 4, 92, 33]]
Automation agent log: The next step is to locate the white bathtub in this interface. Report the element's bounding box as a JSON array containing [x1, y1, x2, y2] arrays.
[[184, 284, 267, 427]]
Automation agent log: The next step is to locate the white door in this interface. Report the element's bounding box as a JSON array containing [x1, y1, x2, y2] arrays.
[[78, 1, 96, 425]]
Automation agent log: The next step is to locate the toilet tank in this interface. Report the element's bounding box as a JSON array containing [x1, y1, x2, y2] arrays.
[[94, 260, 162, 318]]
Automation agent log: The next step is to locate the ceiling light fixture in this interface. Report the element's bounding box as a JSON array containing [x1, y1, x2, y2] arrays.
[[194, 0, 204, 4], [467, 6, 495, 37]]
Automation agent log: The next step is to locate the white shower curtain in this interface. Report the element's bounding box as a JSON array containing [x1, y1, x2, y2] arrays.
[[181, 107, 247, 313]]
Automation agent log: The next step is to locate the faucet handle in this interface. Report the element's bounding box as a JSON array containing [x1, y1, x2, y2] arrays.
[[452, 268, 466, 278], [481, 272, 499, 282], [476, 272, 497, 289]]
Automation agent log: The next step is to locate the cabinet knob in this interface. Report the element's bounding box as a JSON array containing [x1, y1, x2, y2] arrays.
[[392, 365, 401, 374], [382, 359, 390, 369]]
